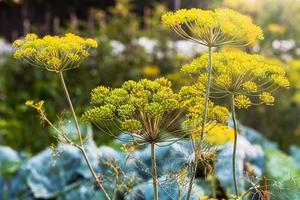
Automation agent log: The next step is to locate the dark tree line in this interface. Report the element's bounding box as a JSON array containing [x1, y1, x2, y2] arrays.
[[0, 0, 213, 41]]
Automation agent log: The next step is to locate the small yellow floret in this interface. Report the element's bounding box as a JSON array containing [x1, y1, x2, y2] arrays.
[[12, 39, 23, 48], [272, 75, 290, 87], [259, 92, 275, 105], [25, 33, 38, 41], [25, 100, 34, 106], [86, 39, 98, 48], [235, 95, 251, 109], [243, 81, 257, 92], [25, 100, 44, 111]]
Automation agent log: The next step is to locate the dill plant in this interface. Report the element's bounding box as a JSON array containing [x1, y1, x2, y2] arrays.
[[182, 51, 289, 198], [83, 78, 183, 200], [162, 8, 263, 199], [13, 33, 113, 200], [83, 78, 229, 200]]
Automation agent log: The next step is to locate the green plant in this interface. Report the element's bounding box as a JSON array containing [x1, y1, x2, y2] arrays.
[[83, 78, 184, 200], [162, 8, 263, 199], [9, 6, 292, 200], [83, 73, 231, 200], [183, 51, 289, 198], [13, 33, 112, 200]]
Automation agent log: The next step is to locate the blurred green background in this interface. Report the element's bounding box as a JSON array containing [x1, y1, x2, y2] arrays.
[[0, 0, 299, 154]]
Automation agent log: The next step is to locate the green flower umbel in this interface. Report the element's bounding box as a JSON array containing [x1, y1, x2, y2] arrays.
[[83, 78, 184, 144], [84, 78, 184, 200], [83, 77, 229, 200]]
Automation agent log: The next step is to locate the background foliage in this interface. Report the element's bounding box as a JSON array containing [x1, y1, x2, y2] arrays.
[[0, 0, 300, 154]]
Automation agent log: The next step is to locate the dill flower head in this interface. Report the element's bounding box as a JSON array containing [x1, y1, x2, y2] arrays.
[[83, 78, 184, 144], [182, 51, 289, 109], [13, 33, 98, 72], [179, 84, 230, 138], [162, 8, 263, 46]]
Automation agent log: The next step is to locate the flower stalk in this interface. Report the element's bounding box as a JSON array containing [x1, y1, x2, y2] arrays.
[[151, 143, 159, 200], [58, 71, 112, 200], [186, 46, 213, 200], [231, 94, 239, 198]]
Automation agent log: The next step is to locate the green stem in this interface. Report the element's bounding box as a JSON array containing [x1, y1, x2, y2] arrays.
[[231, 94, 239, 197], [211, 175, 217, 198], [186, 157, 197, 200], [58, 71, 83, 145], [186, 46, 213, 200], [151, 143, 159, 200], [58, 71, 112, 200], [200, 46, 213, 141]]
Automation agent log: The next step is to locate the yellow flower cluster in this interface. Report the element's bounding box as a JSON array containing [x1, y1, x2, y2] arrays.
[[234, 95, 251, 109], [83, 78, 183, 143], [242, 81, 257, 92], [162, 8, 263, 46], [13, 33, 98, 72], [259, 92, 275, 105], [25, 100, 45, 111], [182, 51, 289, 109], [179, 85, 230, 137], [205, 124, 234, 145]]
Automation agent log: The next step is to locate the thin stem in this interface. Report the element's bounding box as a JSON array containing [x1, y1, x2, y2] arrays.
[[186, 46, 213, 200], [58, 71, 112, 200], [200, 46, 213, 141], [231, 94, 239, 197], [186, 160, 198, 200], [58, 71, 83, 145], [151, 143, 159, 200]]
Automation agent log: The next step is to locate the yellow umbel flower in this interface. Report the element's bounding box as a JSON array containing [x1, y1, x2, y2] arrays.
[[162, 8, 263, 46], [13, 33, 98, 72], [182, 51, 289, 107]]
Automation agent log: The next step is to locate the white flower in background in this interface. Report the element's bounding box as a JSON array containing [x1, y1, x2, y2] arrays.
[[0, 39, 13, 55], [136, 37, 157, 54], [0, 39, 13, 64], [272, 39, 295, 52], [110, 40, 126, 55], [171, 40, 206, 57], [295, 48, 300, 56], [136, 37, 207, 58], [281, 54, 292, 62]]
